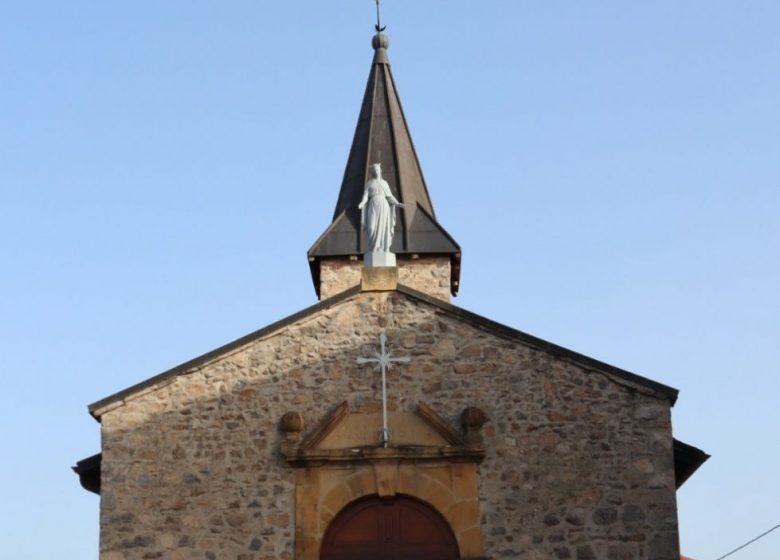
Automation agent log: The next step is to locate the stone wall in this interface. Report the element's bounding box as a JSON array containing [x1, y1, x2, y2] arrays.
[[97, 290, 678, 560], [319, 257, 451, 301]]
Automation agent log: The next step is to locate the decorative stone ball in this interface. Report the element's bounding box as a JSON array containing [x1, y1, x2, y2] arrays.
[[280, 411, 305, 434], [461, 407, 488, 430], [372, 32, 389, 50]]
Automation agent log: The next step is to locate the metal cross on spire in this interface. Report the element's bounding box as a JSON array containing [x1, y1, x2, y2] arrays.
[[374, 0, 386, 32], [356, 334, 410, 447]]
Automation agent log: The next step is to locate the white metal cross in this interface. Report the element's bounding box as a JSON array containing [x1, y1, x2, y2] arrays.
[[356, 334, 411, 447]]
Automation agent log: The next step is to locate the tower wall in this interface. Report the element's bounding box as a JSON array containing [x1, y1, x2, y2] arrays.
[[319, 257, 452, 301]]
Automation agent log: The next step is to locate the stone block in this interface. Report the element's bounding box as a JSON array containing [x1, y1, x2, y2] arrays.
[[360, 266, 398, 291]]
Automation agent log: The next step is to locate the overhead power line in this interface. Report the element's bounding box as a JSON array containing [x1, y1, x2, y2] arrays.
[[715, 523, 780, 560]]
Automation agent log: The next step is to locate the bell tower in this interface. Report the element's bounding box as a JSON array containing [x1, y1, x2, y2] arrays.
[[307, 31, 461, 301]]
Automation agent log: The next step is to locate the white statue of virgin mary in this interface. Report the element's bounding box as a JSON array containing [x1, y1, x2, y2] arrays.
[[358, 163, 404, 265]]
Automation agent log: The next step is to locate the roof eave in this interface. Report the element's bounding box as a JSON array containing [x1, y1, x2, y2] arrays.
[[396, 283, 680, 404], [72, 453, 101, 495], [674, 438, 710, 488], [88, 286, 363, 420]]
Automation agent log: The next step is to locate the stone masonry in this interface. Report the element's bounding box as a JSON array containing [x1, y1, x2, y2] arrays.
[[95, 289, 679, 560], [318, 257, 451, 301]]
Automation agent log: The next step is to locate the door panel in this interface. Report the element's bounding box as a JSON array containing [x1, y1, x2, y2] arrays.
[[321, 495, 459, 560]]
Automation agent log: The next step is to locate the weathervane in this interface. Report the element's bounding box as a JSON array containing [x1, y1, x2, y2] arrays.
[[375, 0, 386, 32], [356, 334, 410, 447]]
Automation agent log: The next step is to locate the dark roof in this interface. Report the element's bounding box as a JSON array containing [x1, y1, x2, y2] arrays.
[[72, 453, 101, 495], [673, 438, 710, 488], [307, 33, 461, 297], [88, 283, 678, 420]]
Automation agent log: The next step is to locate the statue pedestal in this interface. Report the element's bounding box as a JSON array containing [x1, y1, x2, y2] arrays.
[[361, 266, 398, 292], [364, 251, 396, 268]]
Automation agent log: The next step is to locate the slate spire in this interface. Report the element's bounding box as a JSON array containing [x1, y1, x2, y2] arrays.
[[308, 31, 461, 296]]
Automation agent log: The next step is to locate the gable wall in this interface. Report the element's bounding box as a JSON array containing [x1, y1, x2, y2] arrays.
[[98, 291, 678, 560]]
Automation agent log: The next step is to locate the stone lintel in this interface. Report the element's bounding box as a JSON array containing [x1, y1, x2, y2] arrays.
[[361, 266, 398, 292], [282, 445, 484, 467]]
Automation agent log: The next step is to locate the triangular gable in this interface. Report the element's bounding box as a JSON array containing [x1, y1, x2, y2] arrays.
[[297, 401, 462, 452], [88, 282, 678, 421]]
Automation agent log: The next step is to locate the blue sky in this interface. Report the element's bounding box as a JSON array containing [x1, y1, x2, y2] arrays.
[[1, 2, 778, 558]]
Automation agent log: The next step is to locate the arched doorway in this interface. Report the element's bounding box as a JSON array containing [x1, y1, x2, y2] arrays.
[[320, 495, 460, 560]]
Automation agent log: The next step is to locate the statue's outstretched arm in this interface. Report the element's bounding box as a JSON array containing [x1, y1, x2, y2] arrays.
[[358, 188, 369, 210], [387, 194, 404, 208]]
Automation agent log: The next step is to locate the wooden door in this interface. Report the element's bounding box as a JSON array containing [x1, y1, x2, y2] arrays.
[[320, 495, 460, 560]]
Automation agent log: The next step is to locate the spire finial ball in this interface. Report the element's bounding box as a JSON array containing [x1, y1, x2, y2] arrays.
[[372, 32, 389, 50]]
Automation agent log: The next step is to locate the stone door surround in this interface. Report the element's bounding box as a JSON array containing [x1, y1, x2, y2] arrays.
[[279, 401, 488, 560]]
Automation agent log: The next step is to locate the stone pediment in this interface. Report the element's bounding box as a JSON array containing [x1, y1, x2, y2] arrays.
[[280, 401, 486, 466], [317, 408, 453, 449]]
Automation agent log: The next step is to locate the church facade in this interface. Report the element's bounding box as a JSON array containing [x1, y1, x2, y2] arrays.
[[75, 30, 708, 560]]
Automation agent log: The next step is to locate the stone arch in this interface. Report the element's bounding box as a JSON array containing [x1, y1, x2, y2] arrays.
[[313, 465, 480, 558], [320, 468, 376, 529]]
